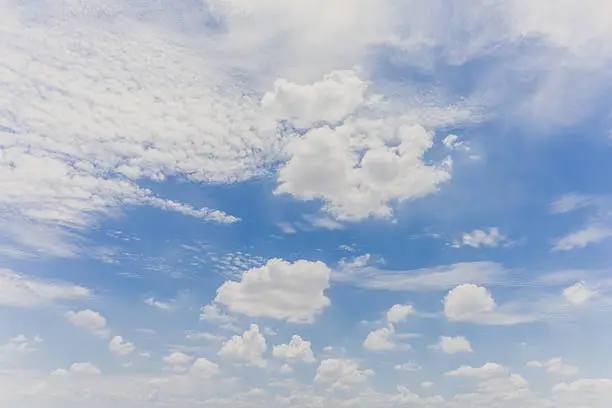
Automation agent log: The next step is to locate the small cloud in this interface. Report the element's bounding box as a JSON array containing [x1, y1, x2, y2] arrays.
[[552, 225, 612, 251], [394, 361, 422, 372], [453, 228, 507, 249], [144, 297, 172, 310], [65, 310, 109, 338], [527, 357, 578, 376], [433, 336, 473, 354], [109, 336, 135, 356], [562, 282, 596, 306]]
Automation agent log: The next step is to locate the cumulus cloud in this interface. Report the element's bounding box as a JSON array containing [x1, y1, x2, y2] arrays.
[[386, 304, 414, 324], [272, 335, 316, 363], [163, 351, 195, 373], [454, 228, 507, 248], [218, 324, 267, 367], [199, 304, 235, 325], [108, 336, 135, 356], [315, 358, 374, 390], [434, 336, 473, 354], [276, 114, 453, 222], [64, 310, 109, 338], [214, 259, 331, 323], [563, 281, 597, 306], [0, 269, 90, 308], [443, 284, 534, 325]]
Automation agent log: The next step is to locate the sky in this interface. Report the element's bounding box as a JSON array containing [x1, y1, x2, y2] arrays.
[[1, 0, 612, 407]]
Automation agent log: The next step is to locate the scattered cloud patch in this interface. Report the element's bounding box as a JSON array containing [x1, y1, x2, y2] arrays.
[[553, 226, 612, 251], [215, 259, 331, 323], [0, 270, 90, 308]]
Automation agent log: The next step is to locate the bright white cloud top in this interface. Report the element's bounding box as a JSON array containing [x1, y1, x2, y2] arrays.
[[1, 0, 612, 407]]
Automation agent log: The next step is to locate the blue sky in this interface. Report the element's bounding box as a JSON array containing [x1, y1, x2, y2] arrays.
[[2, 0, 612, 407]]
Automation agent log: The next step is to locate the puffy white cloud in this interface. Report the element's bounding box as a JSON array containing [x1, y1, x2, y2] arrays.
[[434, 336, 473, 354], [276, 116, 453, 222], [0, 269, 90, 308], [334, 259, 504, 291], [386, 304, 414, 324], [218, 324, 267, 367], [190, 358, 219, 379], [108, 336, 135, 356], [199, 304, 235, 324], [261, 70, 369, 128], [163, 351, 195, 373], [443, 284, 533, 325], [454, 228, 507, 248], [363, 325, 415, 351], [445, 362, 507, 379], [552, 378, 612, 408], [272, 335, 316, 363], [527, 357, 579, 376], [553, 226, 612, 251], [65, 309, 109, 338], [214, 259, 331, 323], [443, 284, 495, 320], [563, 281, 597, 306], [314, 358, 374, 390]]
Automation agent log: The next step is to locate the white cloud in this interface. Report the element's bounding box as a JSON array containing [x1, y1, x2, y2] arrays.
[[261, 70, 369, 129], [314, 358, 374, 390], [394, 361, 422, 372], [185, 331, 225, 342], [276, 113, 453, 222], [272, 335, 316, 363], [214, 258, 331, 323], [68, 362, 102, 376], [551, 194, 595, 214], [527, 357, 579, 376], [199, 304, 235, 324], [434, 336, 473, 354], [144, 297, 172, 310], [334, 259, 504, 291], [443, 284, 534, 325], [563, 281, 597, 306], [279, 364, 293, 374], [363, 325, 413, 351], [553, 226, 612, 251], [218, 324, 267, 367], [65, 309, 109, 338], [386, 304, 414, 324], [454, 228, 507, 248], [190, 358, 219, 379], [0, 335, 43, 361], [421, 381, 434, 389], [0, 269, 90, 308], [108, 336, 135, 356], [445, 362, 507, 379], [163, 351, 195, 373]]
